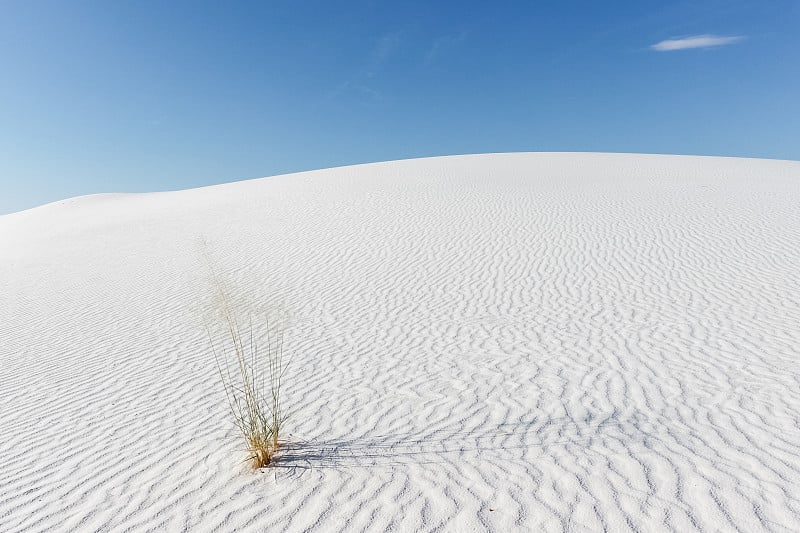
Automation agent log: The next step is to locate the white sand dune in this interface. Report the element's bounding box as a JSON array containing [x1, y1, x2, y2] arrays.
[[2, 152, 800, 532]]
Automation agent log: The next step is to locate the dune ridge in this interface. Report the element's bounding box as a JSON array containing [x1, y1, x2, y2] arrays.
[[1, 153, 800, 532]]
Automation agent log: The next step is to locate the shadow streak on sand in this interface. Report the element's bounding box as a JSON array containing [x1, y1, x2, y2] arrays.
[[272, 411, 662, 472]]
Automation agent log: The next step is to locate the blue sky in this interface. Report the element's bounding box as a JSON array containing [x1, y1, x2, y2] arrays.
[[1, 1, 798, 214]]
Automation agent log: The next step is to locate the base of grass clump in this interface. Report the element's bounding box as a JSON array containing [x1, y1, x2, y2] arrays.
[[249, 435, 280, 469]]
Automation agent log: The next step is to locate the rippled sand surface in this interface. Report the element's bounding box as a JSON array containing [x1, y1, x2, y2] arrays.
[[2, 153, 799, 532]]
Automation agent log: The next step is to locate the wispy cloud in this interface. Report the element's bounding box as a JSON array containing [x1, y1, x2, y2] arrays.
[[325, 31, 403, 104], [651, 34, 744, 52], [424, 31, 467, 66], [369, 32, 403, 68]]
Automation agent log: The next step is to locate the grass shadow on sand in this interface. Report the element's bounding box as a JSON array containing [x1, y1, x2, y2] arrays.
[[272, 410, 664, 473]]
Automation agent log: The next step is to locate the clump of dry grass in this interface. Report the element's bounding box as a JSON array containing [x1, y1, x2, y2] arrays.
[[206, 282, 289, 469]]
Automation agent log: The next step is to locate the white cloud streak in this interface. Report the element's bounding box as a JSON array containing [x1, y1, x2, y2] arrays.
[[651, 34, 744, 52]]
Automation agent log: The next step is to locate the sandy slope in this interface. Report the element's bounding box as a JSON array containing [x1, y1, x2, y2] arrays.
[[1, 153, 800, 532]]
